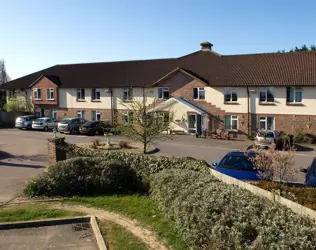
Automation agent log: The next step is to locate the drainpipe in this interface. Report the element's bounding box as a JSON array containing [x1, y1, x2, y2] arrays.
[[247, 87, 250, 137], [110, 88, 114, 125]]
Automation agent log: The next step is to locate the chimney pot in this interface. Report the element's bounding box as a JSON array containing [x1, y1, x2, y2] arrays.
[[200, 41, 213, 51]]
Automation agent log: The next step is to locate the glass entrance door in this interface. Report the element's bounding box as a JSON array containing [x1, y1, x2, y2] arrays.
[[188, 114, 197, 134]]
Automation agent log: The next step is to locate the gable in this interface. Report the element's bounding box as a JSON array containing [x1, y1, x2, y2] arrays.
[[30, 75, 60, 88]]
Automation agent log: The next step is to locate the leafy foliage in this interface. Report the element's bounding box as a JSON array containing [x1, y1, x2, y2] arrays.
[[61, 143, 210, 176], [24, 158, 141, 197], [277, 44, 316, 53], [118, 97, 173, 153], [150, 169, 316, 250]]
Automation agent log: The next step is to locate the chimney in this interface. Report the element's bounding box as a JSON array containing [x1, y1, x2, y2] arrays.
[[200, 41, 213, 51]]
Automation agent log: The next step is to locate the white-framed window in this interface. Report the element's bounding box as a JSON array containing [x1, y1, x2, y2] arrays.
[[259, 87, 274, 102], [46, 88, 54, 100], [8, 89, 17, 99], [52, 109, 57, 120], [92, 110, 101, 121], [77, 110, 86, 119], [287, 87, 303, 103], [224, 88, 238, 102], [122, 111, 133, 124], [35, 108, 42, 117], [158, 87, 169, 100], [122, 88, 133, 101], [224, 115, 238, 130], [34, 88, 42, 100], [193, 87, 205, 100], [259, 117, 275, 130], [76, 89, 85, 100], [92, 88, 101, 100]]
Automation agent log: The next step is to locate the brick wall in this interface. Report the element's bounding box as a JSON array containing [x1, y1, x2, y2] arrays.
[[57, 108, 112, 121], [32, 77, 59, 105]]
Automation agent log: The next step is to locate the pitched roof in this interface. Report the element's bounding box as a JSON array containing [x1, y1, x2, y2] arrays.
[[2, 49, 316, 89]]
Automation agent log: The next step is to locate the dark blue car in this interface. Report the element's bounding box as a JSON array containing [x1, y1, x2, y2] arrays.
[[212, 151, 260, 181]]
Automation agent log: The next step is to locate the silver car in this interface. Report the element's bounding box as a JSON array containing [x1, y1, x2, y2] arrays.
[[32, 117, 57, 131], [15, 115, 39, 130], [57, 118, 86, 134], [254, 130, 276, 148]]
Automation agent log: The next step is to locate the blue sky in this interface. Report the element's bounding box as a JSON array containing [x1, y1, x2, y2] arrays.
[[1, 0, 316, 79]]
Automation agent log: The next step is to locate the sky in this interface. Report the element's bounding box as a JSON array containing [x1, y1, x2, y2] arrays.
[[1, 0, 316, 80]]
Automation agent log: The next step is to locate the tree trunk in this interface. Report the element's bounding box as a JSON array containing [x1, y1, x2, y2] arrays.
[[143, 142, 147, 154]]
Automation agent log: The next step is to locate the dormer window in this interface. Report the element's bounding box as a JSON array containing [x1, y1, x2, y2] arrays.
[[158, 87, 169, 100]]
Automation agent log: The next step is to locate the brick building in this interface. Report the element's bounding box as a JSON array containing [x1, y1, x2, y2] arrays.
[[2, 41, 316, 136]]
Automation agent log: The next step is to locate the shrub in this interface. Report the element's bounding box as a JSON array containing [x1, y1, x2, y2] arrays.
[[24, 158, 141, 197], [150, 169, 316, 249], [118, 140, 130, 149], [304, 133, 315, 144], [294, 127, 305, 143], [60, 143, 210, 176]]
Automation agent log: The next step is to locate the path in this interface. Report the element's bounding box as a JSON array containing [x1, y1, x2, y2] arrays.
[[51, 203, 168, 250]]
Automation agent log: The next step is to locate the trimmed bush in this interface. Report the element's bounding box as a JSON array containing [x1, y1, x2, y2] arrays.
[[24, 158, 141, 197], [150, 169, 316, 249], [60, 143, 210, 176]]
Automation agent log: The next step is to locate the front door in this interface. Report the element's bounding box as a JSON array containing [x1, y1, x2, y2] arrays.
[[188, 114, 197, 134]]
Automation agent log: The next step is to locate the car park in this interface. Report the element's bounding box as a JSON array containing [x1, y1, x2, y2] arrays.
[[254, 130, 277, 148], [32, 117, 57, 131], [15, 115, 39, 130], [79, 121, 104, 136], [211, 151, 259, 181], [57, 118, 86, 134]]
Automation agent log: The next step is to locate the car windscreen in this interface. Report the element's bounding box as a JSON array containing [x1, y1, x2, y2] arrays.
[[59, 119, 71, 124], [258, 131, 274, 138], [82, 122, 94, 126], [35, 118, 45, 122], [218, 155, 256, 171]]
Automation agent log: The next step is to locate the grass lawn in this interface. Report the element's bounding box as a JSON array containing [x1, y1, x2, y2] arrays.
[[99, 220, 148, 250], [0, 204, 84, 222], [67, 195, 188, 250]]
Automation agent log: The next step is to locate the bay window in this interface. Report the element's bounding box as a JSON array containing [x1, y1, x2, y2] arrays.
[[287, 87, 303, 103], [259, 87, 274, 103]]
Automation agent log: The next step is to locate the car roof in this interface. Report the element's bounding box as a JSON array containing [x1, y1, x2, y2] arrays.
[[225, 151, 257, 157], [21, 115, 36, 117]]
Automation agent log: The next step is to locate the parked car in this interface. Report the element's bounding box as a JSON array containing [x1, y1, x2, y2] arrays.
[[211, 151, 259, 181], [32, 117, 57, 131], [79, 121, 104, 136], [15, 115, 39, 130], [254, 130, 277, 148], [57, 118, 86, 134], [301, 157, 316, 187]]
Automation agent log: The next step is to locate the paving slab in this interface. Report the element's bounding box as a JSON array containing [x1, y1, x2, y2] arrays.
[[0, 222, 98, 250]]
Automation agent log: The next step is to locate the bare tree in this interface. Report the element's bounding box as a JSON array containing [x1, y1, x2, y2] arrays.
[[118, 96, 173, 154]]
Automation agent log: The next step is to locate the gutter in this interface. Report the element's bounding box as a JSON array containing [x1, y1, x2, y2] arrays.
[[247, 86, 250, 137], [110, 88, 114, 124]]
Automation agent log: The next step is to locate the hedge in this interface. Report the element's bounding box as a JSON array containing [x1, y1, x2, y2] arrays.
[[150, 169, 316, 250], [61, 143, 210, 176], [25, 158, 141, 197]]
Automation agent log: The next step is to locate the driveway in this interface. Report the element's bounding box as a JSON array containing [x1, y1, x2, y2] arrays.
[[0, 129, 315, 203]]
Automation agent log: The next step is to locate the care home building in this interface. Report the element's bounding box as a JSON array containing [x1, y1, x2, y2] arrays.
[[2, 42, 316, 137]]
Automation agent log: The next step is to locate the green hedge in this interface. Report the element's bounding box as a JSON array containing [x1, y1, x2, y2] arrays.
[[25, 158, 141, 197], [61, 143, 210, 176], [150, 169, 316, 249]]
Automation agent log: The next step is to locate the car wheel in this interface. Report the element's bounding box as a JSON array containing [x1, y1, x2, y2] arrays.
[[26, 125, 31, 130], [70, 128, 76, 134], [44, 126, 48, 132], [95, 130, 99, 135]]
